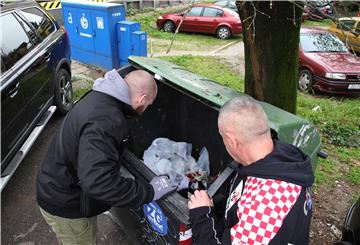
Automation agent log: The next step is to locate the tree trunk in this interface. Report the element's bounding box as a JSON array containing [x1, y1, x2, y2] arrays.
[[238, 1, 303, 114]]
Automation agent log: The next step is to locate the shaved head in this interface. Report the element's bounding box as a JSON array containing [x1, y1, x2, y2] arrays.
[[218, 96, 270, 144], [123, 70, 157, 113], [124, 70, 157, 100]]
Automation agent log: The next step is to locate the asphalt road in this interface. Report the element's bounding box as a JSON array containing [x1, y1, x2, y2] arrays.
[[1, 115, 133, 245]]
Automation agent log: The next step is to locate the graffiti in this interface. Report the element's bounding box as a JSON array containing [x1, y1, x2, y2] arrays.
[[293, 124, 318, 148]]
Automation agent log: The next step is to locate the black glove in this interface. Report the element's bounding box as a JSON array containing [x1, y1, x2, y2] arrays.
[[150, 175, 177, 201]]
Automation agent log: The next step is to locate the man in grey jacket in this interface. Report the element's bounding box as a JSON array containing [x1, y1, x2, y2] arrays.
[[37, 69, 176, 245]]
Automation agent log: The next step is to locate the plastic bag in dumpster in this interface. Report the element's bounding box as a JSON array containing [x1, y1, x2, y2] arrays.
[[143, 138, 210, 190]]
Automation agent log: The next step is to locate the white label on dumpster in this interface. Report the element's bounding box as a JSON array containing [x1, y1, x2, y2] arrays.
[[96, 17, 104, 29], [80, 13, 88, 30], [120, 27, 126, 31], [67, 13, 73, 24], [80, 32, 92, 38], [141, 35, 145, 40]]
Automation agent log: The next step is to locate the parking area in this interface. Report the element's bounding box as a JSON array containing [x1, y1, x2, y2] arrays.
[[1, 1, 359, 245]]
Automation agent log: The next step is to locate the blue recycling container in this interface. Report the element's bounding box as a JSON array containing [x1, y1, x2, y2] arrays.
[[131, 31, 147, 57], [117, 21, 140, 67], [61, 0, 125, 69]]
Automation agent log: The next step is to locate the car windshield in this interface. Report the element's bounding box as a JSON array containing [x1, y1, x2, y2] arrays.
[[300, 32, 348, 52]]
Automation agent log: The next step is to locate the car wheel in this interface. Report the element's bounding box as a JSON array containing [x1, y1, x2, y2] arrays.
[[217, 26, 231, 39], [298, 69, 313, 92], [163, 20, 175, 33], [54, 68, 73, 115]]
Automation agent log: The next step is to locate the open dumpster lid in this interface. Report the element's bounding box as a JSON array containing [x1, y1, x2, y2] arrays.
[[128, 56, 321, 167]]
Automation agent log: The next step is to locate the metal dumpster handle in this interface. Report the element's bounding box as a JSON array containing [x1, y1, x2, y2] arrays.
[[207, 161, 236, 198]]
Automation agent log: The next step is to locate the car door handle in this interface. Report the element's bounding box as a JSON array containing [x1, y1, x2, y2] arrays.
[[44, 52, 51, 61], [8, 82, 20, 98]]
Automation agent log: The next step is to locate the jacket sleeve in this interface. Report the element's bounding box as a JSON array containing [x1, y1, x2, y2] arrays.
[[189, 206, 222, 245], [76, 118, 154, 208]]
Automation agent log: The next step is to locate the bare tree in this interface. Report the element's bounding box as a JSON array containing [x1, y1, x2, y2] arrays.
[[237, 1, 304, 113]]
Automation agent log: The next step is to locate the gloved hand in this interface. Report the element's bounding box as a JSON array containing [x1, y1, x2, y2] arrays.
[[150, 175, 178, 201]]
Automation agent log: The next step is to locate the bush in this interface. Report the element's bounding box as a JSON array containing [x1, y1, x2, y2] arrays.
[[322, 123, 360, 148]]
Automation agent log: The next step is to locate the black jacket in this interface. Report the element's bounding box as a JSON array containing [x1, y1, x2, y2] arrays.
[[37, 91, 154, 218], [190, 140, 314, 244]]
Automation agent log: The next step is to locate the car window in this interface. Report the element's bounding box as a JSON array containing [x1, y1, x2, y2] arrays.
[[19, 7, 55, 39], [187, 7, 203, 17], [203, 7, 223, 17], [300, 33, 348, 52], [1, 13, 34, 72], [337, 20, 356, 31], [214, 0, 227, 7]]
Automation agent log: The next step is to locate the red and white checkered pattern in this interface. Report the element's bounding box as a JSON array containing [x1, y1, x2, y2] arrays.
[[230, 177, 301, 244]]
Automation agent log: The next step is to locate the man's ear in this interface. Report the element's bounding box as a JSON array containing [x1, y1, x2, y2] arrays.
[[138, 94, 147, 105], [225, 131, 237, 149]]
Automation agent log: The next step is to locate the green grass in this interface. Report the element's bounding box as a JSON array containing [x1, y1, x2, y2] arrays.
[[302, 18, 333, 27], [161, 55, 244, 91], [159, 55, 360, 188]]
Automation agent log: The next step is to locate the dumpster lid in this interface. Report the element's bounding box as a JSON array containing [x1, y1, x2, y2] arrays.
[[128, 56, 321, 167]]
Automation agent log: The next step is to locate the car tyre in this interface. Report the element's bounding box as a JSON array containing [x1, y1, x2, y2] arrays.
[[298, 69, 313, 92], [163, 20, 175, 33], [217, 26, 231, 39], [54, 68, 73, 115]]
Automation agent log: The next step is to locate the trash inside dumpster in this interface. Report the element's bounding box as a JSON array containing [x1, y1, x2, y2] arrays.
[[110, 57, 321, 244], [143, 138, 210, 191]]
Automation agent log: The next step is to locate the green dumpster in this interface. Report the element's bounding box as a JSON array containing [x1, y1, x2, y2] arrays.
[[110, 56, 321, 245]]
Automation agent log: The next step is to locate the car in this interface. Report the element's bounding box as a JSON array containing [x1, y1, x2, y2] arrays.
[[0, 0, 73, 191], [212, 0, 238, 13], [156, 4, 242, 39], [328, 17, 360, 53], [298, 27, 360, 95]]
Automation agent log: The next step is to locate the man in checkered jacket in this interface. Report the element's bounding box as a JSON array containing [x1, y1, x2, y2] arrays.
[[188, 96, 314, 245]]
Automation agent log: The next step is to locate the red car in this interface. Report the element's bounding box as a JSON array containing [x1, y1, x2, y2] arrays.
[[299, 27, 360, 95], [156, 4, 242, 39]]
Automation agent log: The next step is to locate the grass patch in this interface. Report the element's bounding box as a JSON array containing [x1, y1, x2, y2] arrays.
[[302, 18, 333, 27], [72, 75, 93, 101], [160, 55, 244, 91], [348, 167, 360, 185]]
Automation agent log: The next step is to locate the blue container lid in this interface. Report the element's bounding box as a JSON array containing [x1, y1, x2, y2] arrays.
[[61, 0, 124, 10]]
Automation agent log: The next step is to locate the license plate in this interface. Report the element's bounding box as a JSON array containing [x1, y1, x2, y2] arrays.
[[348, 84, 360, 89]]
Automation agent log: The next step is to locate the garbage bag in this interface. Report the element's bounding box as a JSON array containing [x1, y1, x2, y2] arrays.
[[143, 138, 210, 190]]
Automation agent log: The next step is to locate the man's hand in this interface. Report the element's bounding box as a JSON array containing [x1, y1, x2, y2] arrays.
[[150, 175, 177, 201], [188, 190, 213, 209]]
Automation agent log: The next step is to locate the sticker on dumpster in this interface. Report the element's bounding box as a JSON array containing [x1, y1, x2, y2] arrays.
[[120, 27, 126, 31], [143, 202, 168, 235], [80, 13, 88, 30], [67, 13, 72, 24], [141, 35, 145, 40], [96, 17, 104, 29]]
